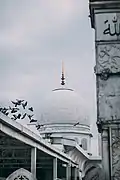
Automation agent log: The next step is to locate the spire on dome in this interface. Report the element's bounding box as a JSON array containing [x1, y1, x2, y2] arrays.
[[61, 61, 65, 85]]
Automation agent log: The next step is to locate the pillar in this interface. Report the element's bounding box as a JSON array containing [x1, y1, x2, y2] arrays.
[[101, 129, 110, 180], [74, 167, 78, 180], [53, 157, 57, 180], [66, 164, 71, 180], [31, 147, 36, 178]]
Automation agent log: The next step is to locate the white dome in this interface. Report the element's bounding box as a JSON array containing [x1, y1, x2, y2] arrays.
[[40, 87, 90, 126]]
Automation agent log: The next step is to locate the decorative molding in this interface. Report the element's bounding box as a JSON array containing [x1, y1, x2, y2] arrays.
[[97, 44, 120, 76], [111, 129, 120, 179], [39, 125, 90, 133], [6, 168, 36, 180]]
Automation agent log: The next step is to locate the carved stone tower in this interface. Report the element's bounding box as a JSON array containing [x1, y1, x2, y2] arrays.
[[89, 1, 120, 180]]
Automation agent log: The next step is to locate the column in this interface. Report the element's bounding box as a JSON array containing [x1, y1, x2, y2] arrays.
[[74, 167, 77, 180], [101, 129, 110, 180], [31, 147, 37, 178], [53, 157, 57, 180], [66, 164, 71, 180]]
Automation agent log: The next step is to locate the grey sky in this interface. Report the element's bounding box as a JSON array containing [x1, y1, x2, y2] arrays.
[[0, 0, 98, 151]]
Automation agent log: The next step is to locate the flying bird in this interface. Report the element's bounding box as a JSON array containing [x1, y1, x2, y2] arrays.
[[13, 114, 18, 120], [17, 114, 21, 119], [74, 122, 80, 126], [21, 113, 26, 119], [27, 114, 34, 120], [0, 107, 9, 116], [28, 107, 33, 112], [36, 124, 44, 130], [11, 99, 24, 107], [22, 101, 27, 109], [5, 112, 9, 116], [3, 107, 8, 111], [11, 107, 19, 113], [1, 107, 9, 114], [16, 99, 24, 105], [12, 114, 21, 120], [11, 101, 18, 107], [36, 125, 40, 130], [30, 119, 37, 123]]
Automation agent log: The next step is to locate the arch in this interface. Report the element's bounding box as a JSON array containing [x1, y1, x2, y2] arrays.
[[81, 138, 87, 150], [83, 160, 101, 174], [82, 160, 103, 179], [83, 166, 105, 180], [6, 168, 36, 180]]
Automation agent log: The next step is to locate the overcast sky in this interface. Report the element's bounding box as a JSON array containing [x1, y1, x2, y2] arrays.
[[0, 0, 98, 152]]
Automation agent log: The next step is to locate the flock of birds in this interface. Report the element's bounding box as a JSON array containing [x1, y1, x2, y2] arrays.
[[0, 99, 42, 130], [0, 99, 80, 130]]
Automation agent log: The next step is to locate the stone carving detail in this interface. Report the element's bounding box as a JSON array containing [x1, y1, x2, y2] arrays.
[[6, 168, 36, 180], [100, 68, 111, 80], [111, 129, 120, 179], [97, 44, 120, 75], [13, 175, 29, 180]]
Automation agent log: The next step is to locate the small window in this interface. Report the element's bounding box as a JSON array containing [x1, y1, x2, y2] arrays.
[[81, 138, 87, 150]]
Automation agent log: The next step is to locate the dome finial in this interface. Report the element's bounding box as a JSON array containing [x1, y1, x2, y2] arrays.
[[61, 61, 65, 85]]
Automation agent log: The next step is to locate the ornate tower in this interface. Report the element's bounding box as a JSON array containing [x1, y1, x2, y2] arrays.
[[89, 0, 120, 180]]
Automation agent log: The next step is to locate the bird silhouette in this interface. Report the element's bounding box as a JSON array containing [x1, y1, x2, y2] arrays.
[[16, 99, 24, 105], [36, 124, 44, 130], [21, 113, 26, 119], [5, 112, 9, 116], [74, 122, 80, 126], [1, 107, 9, 114], [12, 114, 21, 120], [17, 114, 21, 119], [13, 114, 18, 120], [28, 107, 33, 112], [22, 101, 27, 109], [36, 125, 41, 130], [27, 114, 34, 120], [11, 99, 24, 107], [3, 107, 8, 111], [30, 119, 37, 123], [0, 107, 9, 116], [0, 108, 3, 112], [11, 107, 19, 113], [11, 101, 18, 107]]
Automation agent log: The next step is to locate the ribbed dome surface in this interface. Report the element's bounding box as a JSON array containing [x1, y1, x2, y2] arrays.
[[40, 87, 90, 126]]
